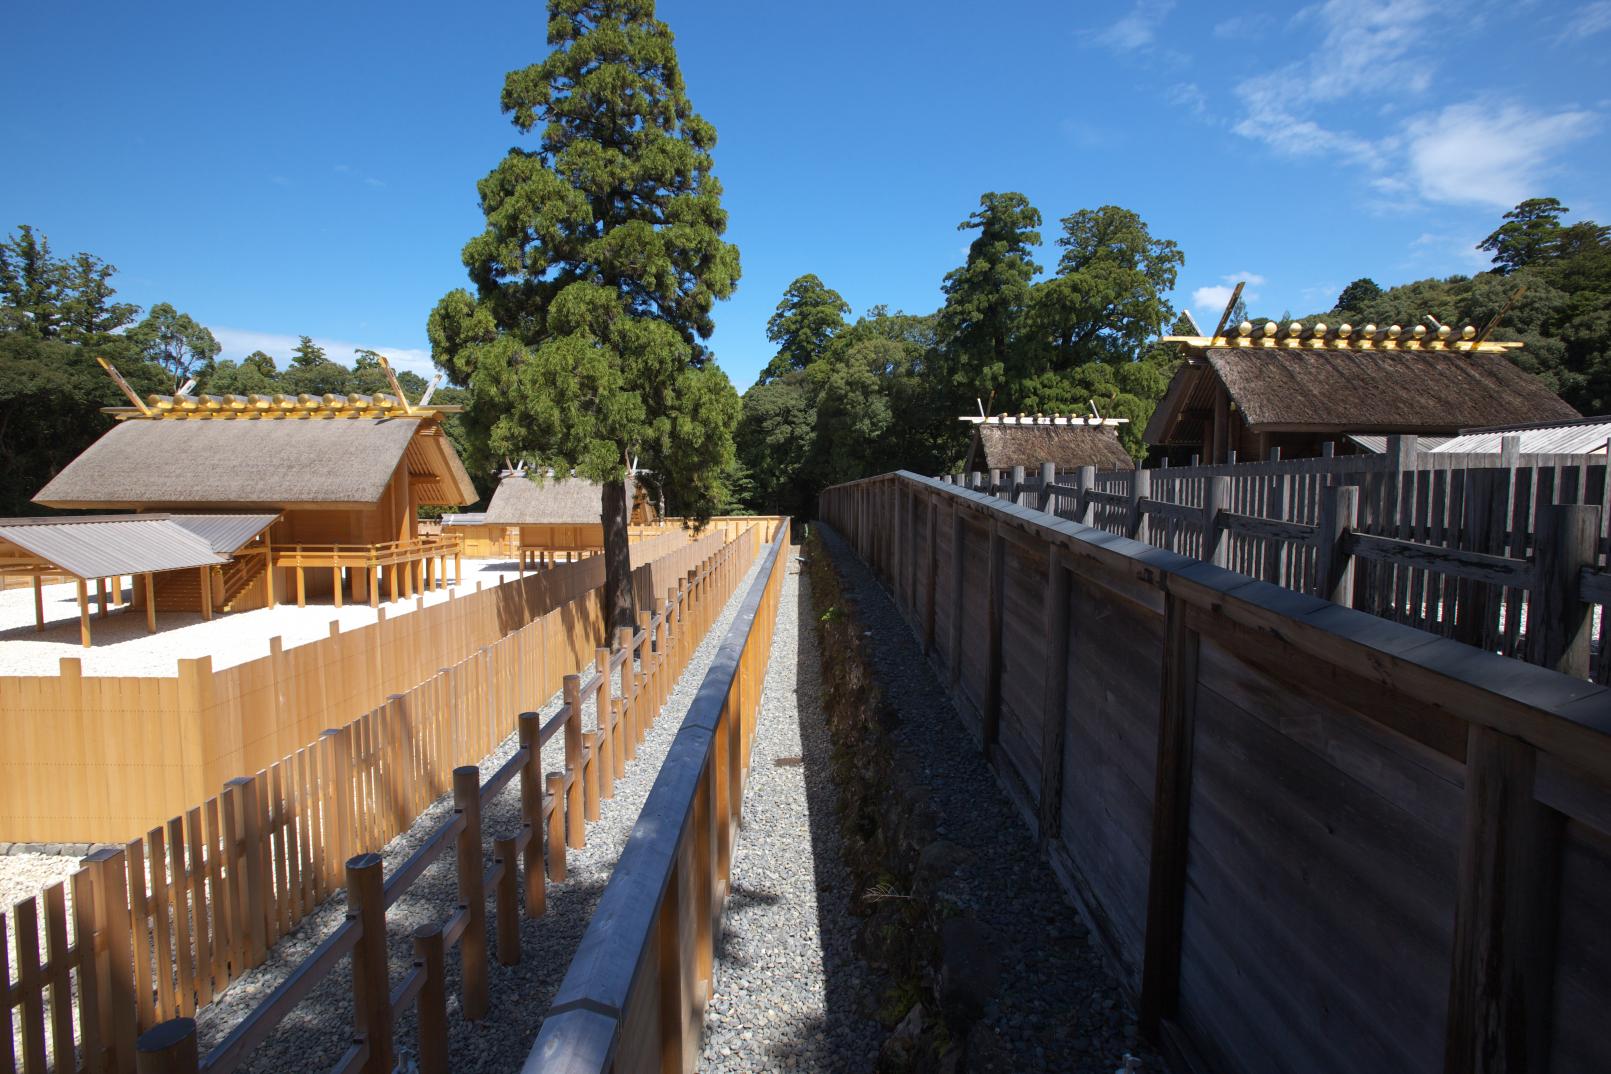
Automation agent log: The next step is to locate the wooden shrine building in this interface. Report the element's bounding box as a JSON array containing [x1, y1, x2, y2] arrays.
[[962, 414, 1134, 475], [484, 470, 658, 571], [31, 384, 478, 615], [1144, 319, 1579, 464]]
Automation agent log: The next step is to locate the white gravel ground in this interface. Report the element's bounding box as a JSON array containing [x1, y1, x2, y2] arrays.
[[185, 554, 766, 1073], [700, 554, 883, 1074], [0, 559, 525, 676]]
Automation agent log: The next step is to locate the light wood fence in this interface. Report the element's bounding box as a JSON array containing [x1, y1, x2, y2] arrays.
[[526, 519, 789, 1072], [825, 472, 1611, 1074], [0, 520, 782, 1074], [0, 529, 712, 844], [962, 436, 1611, 685]]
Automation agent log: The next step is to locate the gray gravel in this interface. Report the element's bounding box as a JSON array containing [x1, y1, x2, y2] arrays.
[[819, 525, 1159, 1074], [699, 554, 883, 1074], [190, 554, 766, 1073]]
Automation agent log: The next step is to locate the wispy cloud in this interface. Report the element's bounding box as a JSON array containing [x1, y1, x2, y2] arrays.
[[209, 326, 435, 378], [1192, 271, 1265, 316], [1091, 0, 1175, 52], [1404, 101, 1595, 206], [1561, 1, 1611, 39], [1167, 82, 1208, 117]]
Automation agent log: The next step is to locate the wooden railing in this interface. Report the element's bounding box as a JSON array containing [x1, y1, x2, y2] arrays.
[[0, 522, 783, 1074], [823, 472, 1611, 1074], [959, 437, 1611, 683], [523, 519, 789, 1072]]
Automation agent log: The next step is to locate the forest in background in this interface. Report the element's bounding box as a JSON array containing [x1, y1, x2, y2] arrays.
[[3, 195, 1607, 521]]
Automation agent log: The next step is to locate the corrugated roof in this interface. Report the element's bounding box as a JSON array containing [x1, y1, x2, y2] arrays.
[[0, 516, 228, 579], [168, 514, 281, 554], [441, 513, 489, 526], [1345, 434, 1453, 454], [1428, 418, 1611, 456], [33, 416, 475, 509]]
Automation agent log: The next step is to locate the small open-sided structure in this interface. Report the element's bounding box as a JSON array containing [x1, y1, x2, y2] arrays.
[[483, 469, 658, 571], [962, 414, 1134, 474], [0, 514, 273, 645], [32, 372, 478, 613], [1145, 319, 1579, 463]]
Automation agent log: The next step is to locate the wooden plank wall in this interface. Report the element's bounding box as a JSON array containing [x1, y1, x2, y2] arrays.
[[0, 527, 737, 844], [821, 472, 1611, 1074]]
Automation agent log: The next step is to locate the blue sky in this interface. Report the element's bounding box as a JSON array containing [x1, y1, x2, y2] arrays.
[[3, 1, 1607, 389]]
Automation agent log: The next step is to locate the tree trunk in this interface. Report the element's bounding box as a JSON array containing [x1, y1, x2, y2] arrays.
[[601, 477, 636, 632]]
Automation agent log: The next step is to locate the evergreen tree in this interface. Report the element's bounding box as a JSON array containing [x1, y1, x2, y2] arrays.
[[0, 226, 66, 338], [290, 336, 327, 368], [127, 302, 220, 391], [1480, 198, 1571, 273], [937, 192, 1042, 410], [759, 274, 849, 382], [1334, 278, 1383, 313], [431, 0, 741, 629]]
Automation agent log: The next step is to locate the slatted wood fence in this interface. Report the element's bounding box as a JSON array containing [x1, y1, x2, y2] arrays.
[[0, 529, 710, 844], [526, 519, 790, 1073], [824, 472, 1611, 1074], [0, 521, 782, 1074], [962, 437, 1611, 685]]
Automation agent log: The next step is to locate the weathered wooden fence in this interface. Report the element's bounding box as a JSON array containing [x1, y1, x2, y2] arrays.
[[0, 529, 710, 844], [959, 437, 1611, 685], [525, 518, 790, 1073], [0, 521, 782, 1074], [823, 472, 1611, 1074]]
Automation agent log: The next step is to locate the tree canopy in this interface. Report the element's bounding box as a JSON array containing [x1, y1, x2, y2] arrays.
[[430, 0, 741, 627]]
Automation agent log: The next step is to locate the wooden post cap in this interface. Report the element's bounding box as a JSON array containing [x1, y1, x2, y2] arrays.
[[136, 1017, 198, 1074], [346, 852, 383, 873]]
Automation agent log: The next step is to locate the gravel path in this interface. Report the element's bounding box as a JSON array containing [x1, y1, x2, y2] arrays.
[[189, 554, 765, 1073], [819, 525, 1158, 1074], [700, 553, 883, 1074]]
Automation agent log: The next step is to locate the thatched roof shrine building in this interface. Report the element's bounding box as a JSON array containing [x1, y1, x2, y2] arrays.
[[962, 415, 1134, 474], [1144, 320, 1579, 463], [484, 470, 658, 571], [30, 383, 478, 618]]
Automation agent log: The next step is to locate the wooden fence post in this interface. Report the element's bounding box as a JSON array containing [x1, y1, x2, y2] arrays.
[[983, 520, 1005, 753], [453, 766, 488, 1021], [88, 846, 137, 1074], [1130, 468, 1151, 543], [1077, 465, 1096, 526], [1529, 503, 1598, 677], [346, 853, 392, 1074], [948, 506, 965, 686], [413, 923, 448, 1074], [1316, 484, 1359, 607], [1443, 727, 1561, 1074], [1039, 461, 1057, 512], [1010, 464, 1025, 505], [518, 711, 545, 916], [545, 772, 567, 883], [494, 834, 520, 967], [924, 498, 939, 655], [134, 1017, 198, 1074], [562, 675, 585, 849], [225, 774, 269, 965], [1202, 476, 1229, 568], [1037, 546, 1072, 841], [1140, 595, 1201, 1038]]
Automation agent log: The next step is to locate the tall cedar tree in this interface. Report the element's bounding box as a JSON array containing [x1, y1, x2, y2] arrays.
[[937, 192, 1041, 414], [431, 0, 741, 630]]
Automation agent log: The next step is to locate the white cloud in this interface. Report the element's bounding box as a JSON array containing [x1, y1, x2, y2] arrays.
[[1222, 270, 1266, 287], [1403, 101, 1595, 206], [1561, 1, 1611, 39], [1092, 0, 1175, 52], [1193, 271, 1265, 317], [1167, 82, 1207, 117], [209, 326, 435, 379]]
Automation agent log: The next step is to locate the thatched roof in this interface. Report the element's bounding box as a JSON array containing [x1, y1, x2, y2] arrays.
[[484, 474, 638, 525], [966, 423, 1134, 473], [1144, 346, 1579, 445], [33, 417, 478, 510]]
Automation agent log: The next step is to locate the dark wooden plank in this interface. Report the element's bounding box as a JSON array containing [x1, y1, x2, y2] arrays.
[[1038, 547, 1072, 840]]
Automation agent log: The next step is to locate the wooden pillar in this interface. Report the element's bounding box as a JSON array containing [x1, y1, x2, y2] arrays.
[[1077, 465, 1097, 526], [33, 575, 44, 632], [263, 535, 276, 606], [983, 520, 1005, 753], [347, 853, 394, 1074], [1443, 726, 1561, 1074], [332, 567, 343, 609], [76, 577, 91, 647], [1529, 503, 1598, 678], [453, 766, 489, 1021], [294, 565, 306, 609], [1038, 545, 1072, 841], [144, 573, 157, 633], [1130, 468, 1151, 542], [1039, 461, 1057, 513], [1316, 484, 1359, 606], [97, 576, 109, 618], [1140, 595, 1201, 1038]]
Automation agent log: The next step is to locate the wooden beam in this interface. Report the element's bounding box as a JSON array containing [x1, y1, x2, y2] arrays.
[[1037, 546, 1072, 841], [983, 520, 1005, 753], [1140, 594, 1200, 1037], [144, 573, 156, 633], [33, 575, 44, 633]]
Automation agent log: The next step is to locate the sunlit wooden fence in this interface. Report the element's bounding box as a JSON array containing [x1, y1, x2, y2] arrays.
[[0, 529, 709, 844], [526, 519, 790, 1072], [0, 520, 782, 1074]]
